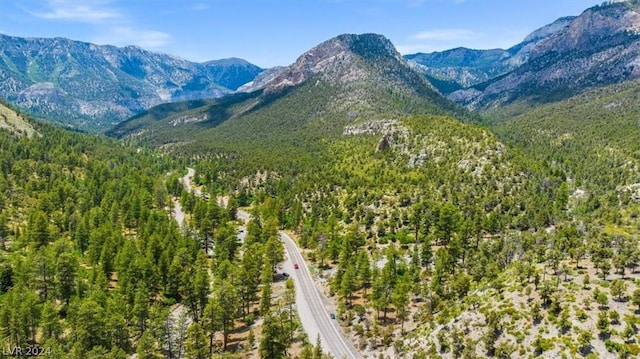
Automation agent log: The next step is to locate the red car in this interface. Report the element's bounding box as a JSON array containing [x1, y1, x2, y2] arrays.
[[294, 263, 299, 269]]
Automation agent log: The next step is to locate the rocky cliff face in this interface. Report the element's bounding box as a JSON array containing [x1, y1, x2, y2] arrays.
[[264, 34, 372, 93], [0, 34, 262, 130], [449, 1, 640, 109], [236, 66, 287, 93], [406, 48, 513, 89]]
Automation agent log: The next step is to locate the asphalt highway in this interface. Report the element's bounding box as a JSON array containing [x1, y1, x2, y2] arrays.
[[237, 209, 360, 359]]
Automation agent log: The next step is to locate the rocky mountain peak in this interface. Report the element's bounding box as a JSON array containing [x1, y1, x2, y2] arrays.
[[264, 33, 402, 93], [505, 16, 575, 66], [447, 0, 640, 109], [404, 17, 574, 91], [520, 16, 575, 45], [336, 33, 401, 60], [529, 0, 640, 58]]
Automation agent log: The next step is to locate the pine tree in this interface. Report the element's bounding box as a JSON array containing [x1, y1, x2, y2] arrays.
[[436, 202, 460, 246], [238, 244, 262, 317], [356, 251, 371, 296], [33, 248, 54, 301], [392, 275, 410, 334], [260, 314, 287, 359], [28, 210, 50, 248], [216, 279, 239, 350], [284, 278, 296, 342], [611, 279, 627, 301], [202, 298, 221, 356], [340, 263, 356, 307], [56, 252, 77, 305], [72, 298, 106, 354], [596, 310, 610, 336], [40, 301, 61, 342], [185, 322, 209, 359], [136, 330, 161, 359], [132, 284, 150, 335], [313, 334, 323, 359], [260, 262, 273, 315]]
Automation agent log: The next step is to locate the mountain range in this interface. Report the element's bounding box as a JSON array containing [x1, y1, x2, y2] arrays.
[[4, 1, 640, 358], [3, 1, 640, 130], [0, 33, 262, 131], [108, 33, 473, 167], [405, 16, 576, 91], [412, 1, 640, 109]]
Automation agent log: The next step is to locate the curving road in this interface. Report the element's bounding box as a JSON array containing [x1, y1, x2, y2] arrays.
[[182, 167, 197, 194], [182, 169, 360, 358], [237, 209, 360, 359], [172, 168, 196, 228]]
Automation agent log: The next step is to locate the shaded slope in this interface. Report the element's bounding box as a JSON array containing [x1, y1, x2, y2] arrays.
[[203, 58, 263, 91]]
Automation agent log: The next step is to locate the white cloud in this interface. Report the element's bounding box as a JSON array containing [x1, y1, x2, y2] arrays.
[[27, 0, 172, 50], [396, 27, 531, 55], [409, 28, 481, 42], [93, 27, 171, 49], [33, 0, 120, 23], [397, 28, 488, 54], [395, 43, 442, 54]]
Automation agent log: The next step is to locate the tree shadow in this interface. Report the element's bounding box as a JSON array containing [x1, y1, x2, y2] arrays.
[[580, 345, 593, 357]]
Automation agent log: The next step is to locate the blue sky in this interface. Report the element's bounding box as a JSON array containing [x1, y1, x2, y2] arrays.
[[0, 0, 601, 68]]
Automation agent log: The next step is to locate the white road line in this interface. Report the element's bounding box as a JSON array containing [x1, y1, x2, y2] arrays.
[[237, 207, 360, 359], [281, 232, 359, 359]]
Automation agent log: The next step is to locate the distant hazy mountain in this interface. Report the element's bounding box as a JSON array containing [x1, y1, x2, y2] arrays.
[[404, 17, 574, 92], [202, 58, 263, 91], [448, 1, 640, 109], [109, 33, 472, 151], [0, 33, 262, 131]]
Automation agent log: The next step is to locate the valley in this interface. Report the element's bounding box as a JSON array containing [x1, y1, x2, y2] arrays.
[[1, 1, 640, 358]]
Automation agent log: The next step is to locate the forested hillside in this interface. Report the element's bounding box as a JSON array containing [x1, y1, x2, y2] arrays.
[[489, 79, 640, 222], [0, 102, 326, 359], [192, 114, 640, 358], [110, 33, 477, 173], [2, 5, 640, 355], [106, 29, 640, 358], [184, 111, 611, 358]]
